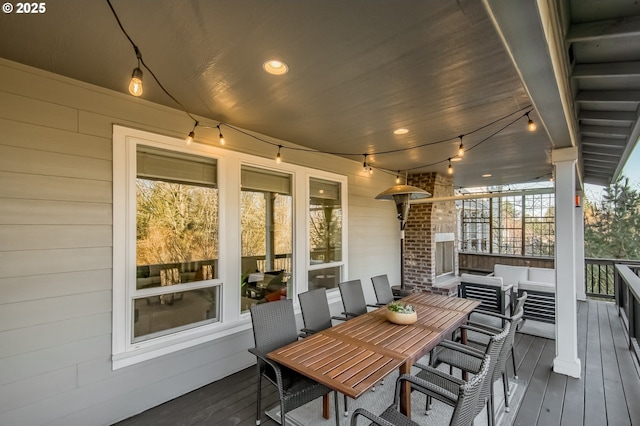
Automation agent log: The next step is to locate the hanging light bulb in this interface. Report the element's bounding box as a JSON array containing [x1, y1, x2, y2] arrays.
[[396, 171, 401, 184], [526, 112, 537, 132], [457, 135, 465, 157], [369, 166, 373, 175], [128, 66, 143, 96], [448, 158, 454, 175], [362, 154, 368, 172], [185, 121, 198, 145], [217, 125, 225, 145], [276, 145, 282, 163]]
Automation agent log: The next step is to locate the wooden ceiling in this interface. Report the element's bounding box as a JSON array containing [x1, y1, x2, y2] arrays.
[[0, 0, 637, 188]]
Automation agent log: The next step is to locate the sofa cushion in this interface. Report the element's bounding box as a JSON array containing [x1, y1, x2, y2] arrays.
[[518, 279, 556, 293], [493, 265, 529, 287], [528, 267, 555, 284], [460, 273, 505, 288]]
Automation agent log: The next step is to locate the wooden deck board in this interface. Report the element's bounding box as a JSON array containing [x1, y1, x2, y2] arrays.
[[115, 300, 640, 426]]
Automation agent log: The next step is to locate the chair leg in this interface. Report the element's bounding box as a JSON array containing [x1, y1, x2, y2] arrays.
[[343, 394, 349, 417], [256, 372, 262, 425], [281, 402, 286, 426], [488, 395, 495, 426], [511, 346, 518, 379], [503, 372, 510, 412]]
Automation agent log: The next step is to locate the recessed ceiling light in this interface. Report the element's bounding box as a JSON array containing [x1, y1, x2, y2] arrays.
[[262, 60, 289, 75], [393, 128, 409, 135], [450, 157, 462, 162], [482, 173, 492, 178]]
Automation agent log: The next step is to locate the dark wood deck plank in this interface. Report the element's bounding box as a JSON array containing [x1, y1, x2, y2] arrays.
[[599, 301, 632, 426], [538, 361, 567, 426], [607, 303, 640, 425], [584, 301, 608, 426], [560, 298, 587, 426], [513, 338, 554, 425]]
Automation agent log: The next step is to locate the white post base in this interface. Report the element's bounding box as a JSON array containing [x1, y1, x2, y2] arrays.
[[553, 357, 581, 378]]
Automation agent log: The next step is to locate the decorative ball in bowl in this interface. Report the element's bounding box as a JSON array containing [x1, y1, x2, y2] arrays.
[[386, 302, 417, 325]]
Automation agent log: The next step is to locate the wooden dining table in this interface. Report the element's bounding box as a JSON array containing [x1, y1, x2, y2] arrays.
[[268, 292, 480, 418]]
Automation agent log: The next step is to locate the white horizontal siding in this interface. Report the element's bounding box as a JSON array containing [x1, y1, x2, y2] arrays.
[[0, 58, 399, 425]]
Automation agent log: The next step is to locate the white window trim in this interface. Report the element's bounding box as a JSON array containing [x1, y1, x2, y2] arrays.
[[112, 125, 348, 369]]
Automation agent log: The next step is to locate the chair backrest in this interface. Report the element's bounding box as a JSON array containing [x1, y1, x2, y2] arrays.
[[449, 355, 492, 426], [298, 288, 332, 333], [250, 299, 299, 354], [338, 279, 368, 317], [474, 321, 510, 419], [493, 292, 527, 382], [370, 274, 394, 305]]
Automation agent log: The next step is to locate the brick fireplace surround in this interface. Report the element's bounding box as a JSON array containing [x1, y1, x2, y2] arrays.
[[404, 172, 458, 295]]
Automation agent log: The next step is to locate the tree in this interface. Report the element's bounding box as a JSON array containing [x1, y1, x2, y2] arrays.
[[584, 176, 640, 259]]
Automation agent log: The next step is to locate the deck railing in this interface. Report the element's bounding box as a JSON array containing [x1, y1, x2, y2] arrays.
[[585, 258, 640, 299], [614, 264, 640, 365]]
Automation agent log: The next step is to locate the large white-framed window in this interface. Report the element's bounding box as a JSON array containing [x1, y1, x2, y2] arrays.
[[307, 176, 347, 291], [113, 126, 349, 368]]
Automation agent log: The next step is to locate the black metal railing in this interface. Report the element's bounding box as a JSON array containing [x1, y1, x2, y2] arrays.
[[585, 258, 640, 299], [614, 264, 640, 366]]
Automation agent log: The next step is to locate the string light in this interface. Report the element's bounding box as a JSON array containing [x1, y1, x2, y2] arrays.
[[217, 125, 225, 145], [396, 171, 401, 184], [128, 63, 143, 96], [276, 145, 282, 163], [106, 3, 539, 181], [526, 112, 537, 132], [186, 121, 198, 145], [447, 158, 453, 175]]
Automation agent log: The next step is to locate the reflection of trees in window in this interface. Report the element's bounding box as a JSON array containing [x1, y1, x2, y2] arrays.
[[137, 180, 218, 265], [309, 178, 342, 263]]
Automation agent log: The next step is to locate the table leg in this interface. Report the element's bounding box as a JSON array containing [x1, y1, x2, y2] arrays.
[[399, 362, 412, 417], [322, 394, 329, 419], [461, 327, 469, 381]]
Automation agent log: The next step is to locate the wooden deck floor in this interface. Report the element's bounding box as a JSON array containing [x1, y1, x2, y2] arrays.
[[116, 300, 640, 426]]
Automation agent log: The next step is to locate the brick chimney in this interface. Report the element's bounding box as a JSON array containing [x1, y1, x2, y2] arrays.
[[405, 172, 457, 294]]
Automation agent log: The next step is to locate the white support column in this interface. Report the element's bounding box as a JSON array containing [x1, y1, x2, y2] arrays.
[[552, 147, 581, 378], [575, 191, 586, 301]]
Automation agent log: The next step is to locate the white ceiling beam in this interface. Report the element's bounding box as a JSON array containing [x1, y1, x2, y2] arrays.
[[581, 137, 627, 148], [583, 154, 619, 163], [573, 61, 640, 78], [576, 90, 640, 103], [582, 146, 624, 157], [566, 15, 640, 42], [579, 125, 631, 138], [578, 110, 636, 123]]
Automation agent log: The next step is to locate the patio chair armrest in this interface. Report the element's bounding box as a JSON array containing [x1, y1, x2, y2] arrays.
[[458, 323, 499, 337], [299, 328, 317, 337], [465, 320, 502, 334], [367, 303, 385, 308], [470, 309, 511, 321], [342, 311, 360, 319], [331, 315, 348, 322], [436, 339, 486, 359], [412, 366, 465, 387], [248, 347, 286, 390], [396, 373, 460, 407], [350, 408, 395, 426]]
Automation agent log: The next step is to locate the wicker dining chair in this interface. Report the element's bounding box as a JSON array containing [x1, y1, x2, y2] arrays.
[[349, 356, 491, 426], [417, 321, 510, 426], [337, 279, 369, 319], [370, 274, 396, 306], [464, 292, 527, 416], [248, 299, 339, 425]]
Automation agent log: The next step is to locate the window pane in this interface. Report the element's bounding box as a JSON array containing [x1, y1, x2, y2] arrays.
[[133, 286, 220, 342], [136, 147, 218, 290], [309, 178, 342, 264], [241, 166, 293, 311], [309, 266, 342, 291]]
